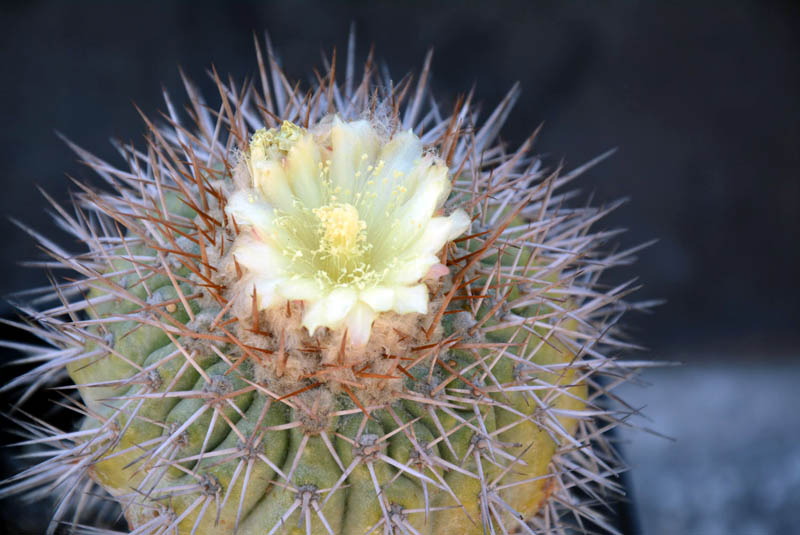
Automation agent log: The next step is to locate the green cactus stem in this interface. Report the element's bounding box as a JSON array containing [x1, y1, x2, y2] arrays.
[[0, 35, 650, 535]]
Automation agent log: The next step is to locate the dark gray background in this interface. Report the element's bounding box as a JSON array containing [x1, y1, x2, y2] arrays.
[[1, 1, 798, 533]]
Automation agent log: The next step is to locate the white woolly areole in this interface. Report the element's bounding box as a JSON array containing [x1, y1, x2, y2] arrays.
[[225, 117, 470, 346]]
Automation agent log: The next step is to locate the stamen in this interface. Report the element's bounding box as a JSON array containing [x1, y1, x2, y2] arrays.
[[313, 203, 367, 258]]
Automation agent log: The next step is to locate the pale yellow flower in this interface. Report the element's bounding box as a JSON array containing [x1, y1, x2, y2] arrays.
[[226, 117, 470, 345]]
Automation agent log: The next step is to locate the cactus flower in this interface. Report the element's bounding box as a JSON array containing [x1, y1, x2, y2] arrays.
[[226, 118, 470, 347]]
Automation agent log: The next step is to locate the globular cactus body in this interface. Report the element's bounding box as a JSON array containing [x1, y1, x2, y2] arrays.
[[1, 37, 646, 535]]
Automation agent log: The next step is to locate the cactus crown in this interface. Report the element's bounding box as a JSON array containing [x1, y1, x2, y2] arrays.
[[0, 34, 649, 535]]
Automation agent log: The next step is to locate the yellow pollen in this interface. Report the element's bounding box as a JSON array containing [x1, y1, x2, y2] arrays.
[[249, 120, 302, 159], [312, 203, 367, 257]]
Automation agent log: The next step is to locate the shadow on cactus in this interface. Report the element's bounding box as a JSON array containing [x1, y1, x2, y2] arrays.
[[0, 34, 656, 535]]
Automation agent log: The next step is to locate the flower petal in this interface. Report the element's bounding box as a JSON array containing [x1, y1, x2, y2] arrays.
[[252, 159, 294, 212], [231, 238, 287, 279], [424, 263, 450, 281], [384, 254, 441, 285], [302, 287, 357, 335], [226, 190, 277, 239], [384, 164, 451, 249], [286, 134, 323, 209], [445, 209, 471, 240], [408, 210, 471, 256], [276, 277, 324, 302], [363, 130, 425, 221], [393, 284, 429, 315], [249, 277, 282, 310], [345, 302, 377, 347], [359, 286, 395, 312], [329, 118, 378, 201]]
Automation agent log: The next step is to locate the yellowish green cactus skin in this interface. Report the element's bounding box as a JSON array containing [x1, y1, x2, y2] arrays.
[[1, 37, 645, 535]]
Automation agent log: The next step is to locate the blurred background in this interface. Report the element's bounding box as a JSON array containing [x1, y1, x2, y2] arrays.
[[0, 1, 798, 533]]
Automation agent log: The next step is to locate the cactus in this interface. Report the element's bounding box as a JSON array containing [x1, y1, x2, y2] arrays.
[[1, 36, 649, 535]]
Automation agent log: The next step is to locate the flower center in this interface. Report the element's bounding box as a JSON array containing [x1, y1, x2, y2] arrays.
[[313, 203, 367, 258]]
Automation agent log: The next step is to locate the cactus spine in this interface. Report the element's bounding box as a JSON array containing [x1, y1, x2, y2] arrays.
[[1, 36, 649, 535]]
